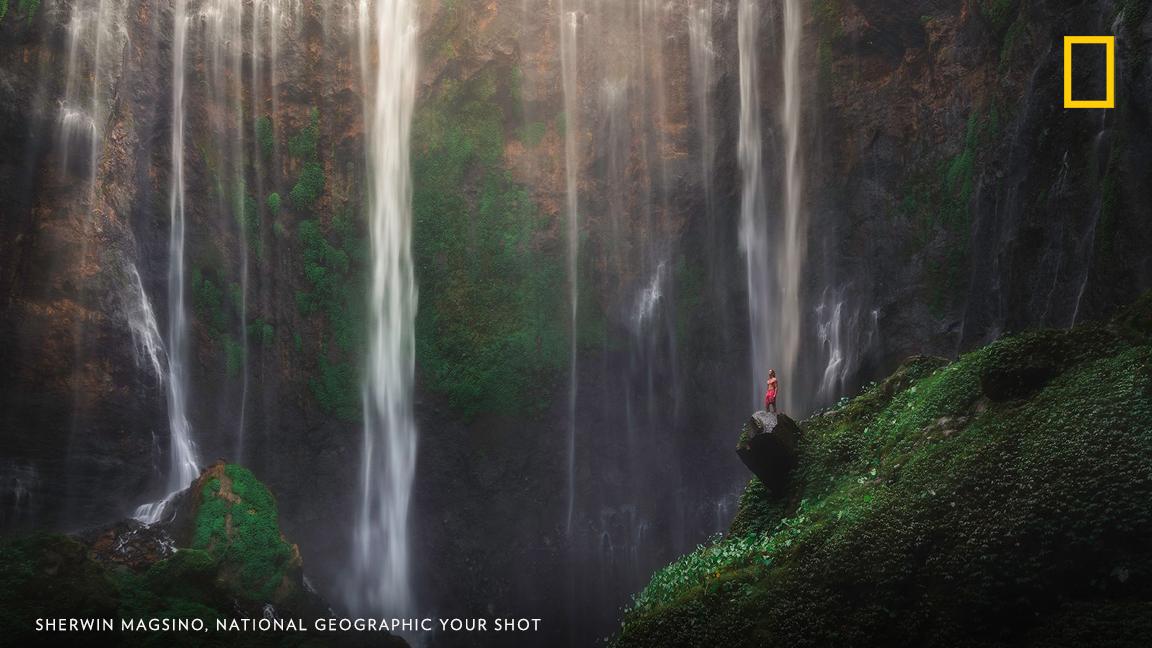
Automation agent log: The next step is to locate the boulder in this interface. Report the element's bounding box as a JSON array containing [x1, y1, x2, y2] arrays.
[[736, 412, 800, 494]]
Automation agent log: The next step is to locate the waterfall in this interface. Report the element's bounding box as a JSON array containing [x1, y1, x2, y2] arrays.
[[777, 0, 806, 413], [739, 0, 808, 414], [58, 0, 127, 181], [135, 0, 199, 524], [349, 0, 419, 616], [737, 0, 773, 408], [688, 0, 716, 223], [204, 0, 251, 461], [559, 0, 581, 535], [124, 265, 167, 383]]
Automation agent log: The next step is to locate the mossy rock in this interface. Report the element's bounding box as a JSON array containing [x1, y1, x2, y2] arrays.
[[0, 463, 362, 646], [187, 462, 305, 607]]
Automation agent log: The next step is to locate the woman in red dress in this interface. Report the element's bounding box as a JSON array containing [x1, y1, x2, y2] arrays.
[[764, 369, 778, 413]]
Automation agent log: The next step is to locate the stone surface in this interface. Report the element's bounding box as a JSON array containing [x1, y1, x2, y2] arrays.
[[736, 411, 800, 494]]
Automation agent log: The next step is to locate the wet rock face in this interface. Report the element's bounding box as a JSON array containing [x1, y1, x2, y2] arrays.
[[78, 520, 177, 570], [809, 0, 1152, 379], [736, 412, 800, 494]]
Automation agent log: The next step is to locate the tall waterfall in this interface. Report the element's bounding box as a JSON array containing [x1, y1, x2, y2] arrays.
[[349, 0, 419, 616], [134, 0, 200, 525], [162, 0, 200, 508], [737, 0, 773, 408], [739, 0, 808, 414], [559, 0, 581, 535], [202, 0, 251, 462], [777, 0, 806, 414]]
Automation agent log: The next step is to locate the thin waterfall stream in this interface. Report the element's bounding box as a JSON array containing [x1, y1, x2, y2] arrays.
[[135, 0, 200, 524], [559, 0, 581, 536]]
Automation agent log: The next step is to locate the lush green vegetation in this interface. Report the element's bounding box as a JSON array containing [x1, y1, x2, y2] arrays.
[[191, 465, 296, 602], [255, 115, 274, 157], [617, 296, 1152, 647], [295, 210, 366, 421], [0, 0, 39, 23], [411, 64, 567, 419], [290, 162, 325, 209]]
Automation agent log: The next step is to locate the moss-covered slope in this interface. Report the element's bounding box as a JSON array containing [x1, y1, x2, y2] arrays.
[[616, 295, 1152, 647]]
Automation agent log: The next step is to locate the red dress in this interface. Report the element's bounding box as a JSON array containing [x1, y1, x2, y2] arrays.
[[764, 380, 778, 409]]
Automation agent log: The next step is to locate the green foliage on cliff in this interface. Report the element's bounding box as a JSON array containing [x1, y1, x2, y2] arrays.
[[617, 300, 1152, 647], [288, 108, 320, 160], [895, 105, 1001, 316], [192, 268, 227, 337], [286, 109, 325, 210], [267, 192, 281, 214], [0, 1, 8, 22], [256, 115, 274, 157], [411, 65, 567, 419], [978, 0, 1018, 33], [296, 212, 366, 421], [290, 161, 325, 209]]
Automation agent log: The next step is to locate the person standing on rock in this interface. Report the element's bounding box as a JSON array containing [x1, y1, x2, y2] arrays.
[[764, 370, 779, 413]]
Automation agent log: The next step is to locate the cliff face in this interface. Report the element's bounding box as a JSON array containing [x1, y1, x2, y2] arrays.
[[807, 0, 1152, 375]]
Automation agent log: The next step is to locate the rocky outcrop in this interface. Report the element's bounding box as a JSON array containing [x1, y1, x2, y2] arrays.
[[736, 412, 800, 494]]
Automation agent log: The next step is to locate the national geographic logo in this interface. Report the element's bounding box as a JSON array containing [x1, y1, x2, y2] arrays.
[[1063, 35, 1115, 109]]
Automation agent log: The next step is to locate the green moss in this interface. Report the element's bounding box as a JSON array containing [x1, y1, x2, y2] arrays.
[[928, 106, 1000, 315], [287, 107, 320, 160], [618, 309, 1152, 647], [309, 355, 360, 422], [191, 465, 297, 603], [295, 212, 366, 421], [247, 318, 275, 346], [11, 0, 36, 22], [412, 63, 568, 419], [978, 0, 1017, 33], [1096, 145, 1123, 261], [289, 161, 325, 209], [520, 121, 547, 147], [255, 115, 274, 157], [191, 268, 227, 337], [0, 0, 8, 22], [222, 334, 244, 378], [266, 192, 281, 215]]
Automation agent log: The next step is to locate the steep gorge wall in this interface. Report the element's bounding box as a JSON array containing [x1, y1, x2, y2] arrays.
[[1, 0, 1150, 645]]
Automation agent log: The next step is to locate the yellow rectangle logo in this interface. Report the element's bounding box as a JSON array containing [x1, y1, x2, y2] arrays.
[[1064, 35, 1115, 109]]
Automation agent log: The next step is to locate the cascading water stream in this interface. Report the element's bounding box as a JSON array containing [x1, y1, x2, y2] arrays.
[[739, 0, 808, 414], [688, 0, 717, 226], [737, 0, 773, 408], [135, 0, 199, 524], [777, 0, 806, 414], [349, 0, 419, 616], [559, 0, 581, 536]]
